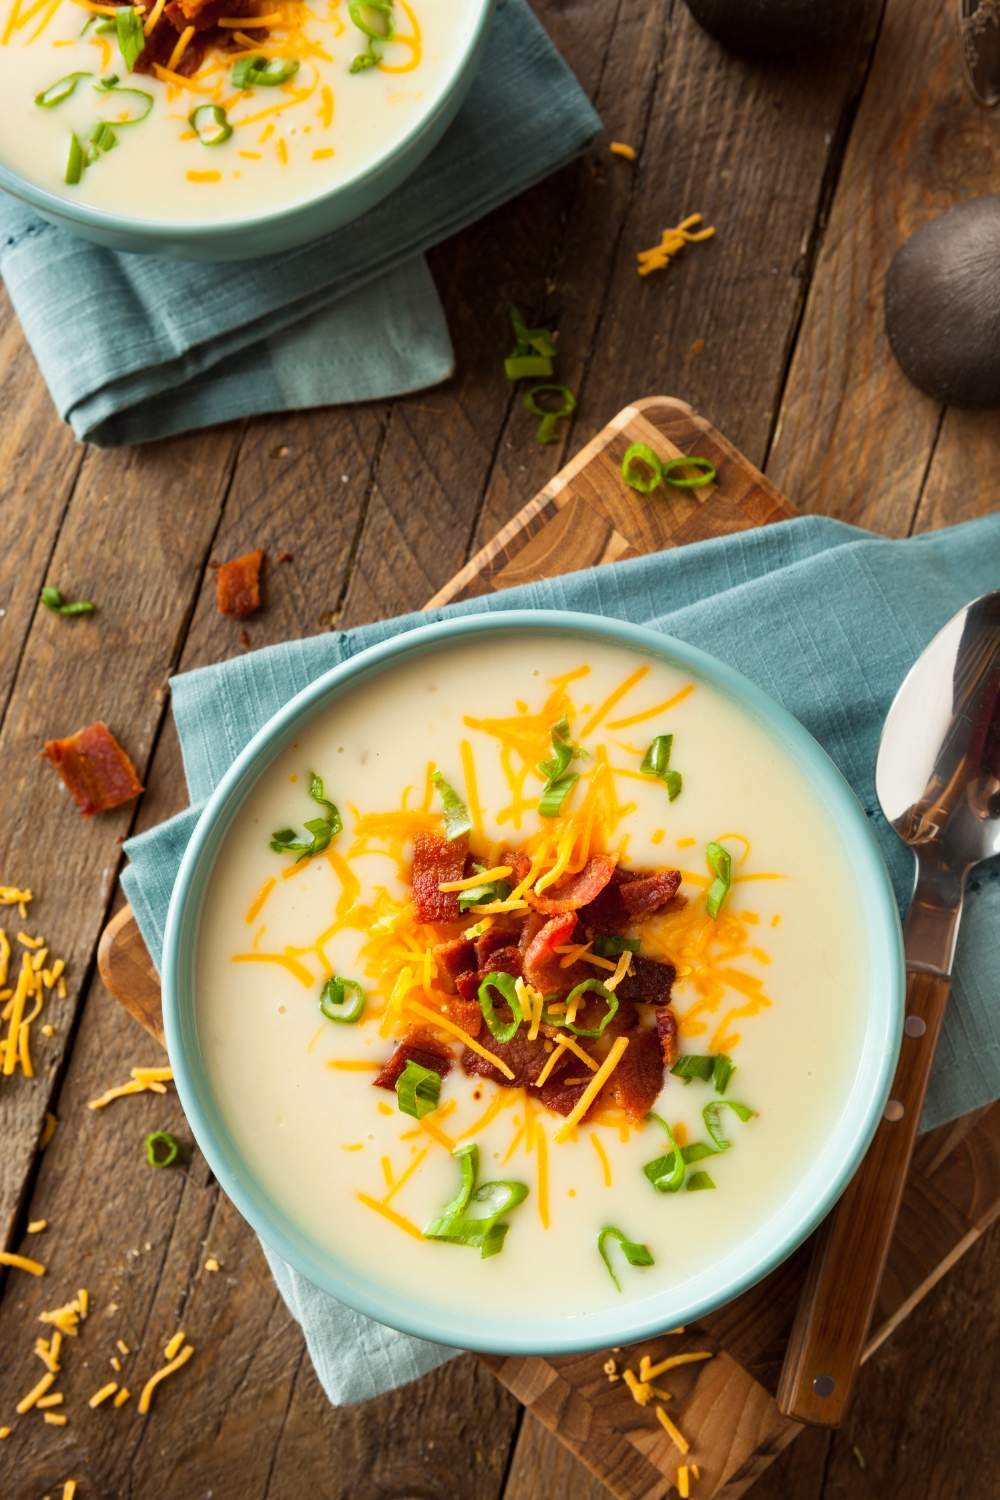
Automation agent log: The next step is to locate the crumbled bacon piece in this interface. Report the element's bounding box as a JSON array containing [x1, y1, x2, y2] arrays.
[[433, 938, 475, 986], [461, 1031, 563, 1089], [411, 832, 468, 923], [134, 12, 212, 74], [455, 971, 481, 1003], [373, 1033, 453, 1092], [505, 851, 532, 888], [522, 912, 577, 990], [538, 1072, 590, 1117], [42, 722, 144, 817], [481, 945, 523, 978], [440, 997, 482, 1037], [575, 988, 638, 1036], [615, 956, 677, 1007], [214, 550, 264, 619], [526, 854, 618, 914], [474, 928, 511, 967], [607, 1027, 665, 1123], [619, 870, 682, 921], [577, 868, 632, 934], [656, 1006, 680, 1067]]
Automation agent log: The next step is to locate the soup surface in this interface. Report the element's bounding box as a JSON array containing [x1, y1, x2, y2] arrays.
[[195, 634, 871, 1323], [0, 0, 469, 220]]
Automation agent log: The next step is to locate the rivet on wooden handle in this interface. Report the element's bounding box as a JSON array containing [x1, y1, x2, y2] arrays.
[[776, 966, 952, 1426]]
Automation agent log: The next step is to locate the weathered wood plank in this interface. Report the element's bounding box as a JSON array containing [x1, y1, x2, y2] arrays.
[[504, 1412, 612, 1500], [766, 0, 1000, 533], [0, 285, 85, 726], [0, 427, 243, 1259]]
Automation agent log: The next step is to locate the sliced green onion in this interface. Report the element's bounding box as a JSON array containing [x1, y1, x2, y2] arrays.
[[640, 734, 682, 801], [660, 454, 716, 489], [712, 1054, 735, 1095], [430, 770, 472, 841], [94, 83, 153, 123], [703, 1099, 755, 1151], [40, 587, 95, 616], [523, 384, 576, 444], [95, 16, 117, 30], [189, 103, 233, 145], [85, 121, 118, 162], [597, 1226, 654, 1292], [145, 1131, 179, 1167], [319, 976, 364, 1023], [232, 55, 301, 87], [642, 1111, 686, 1193], [591, 934, 640, 958], [65, 133, 84, 185], [478, 971, 523, 1044], [34, 72, 91, 107], [347, 0, 394, 68], [115, 6, 146, 71], [93, 73, 120, 89], [550, 978, 617, 1039], [396, 1059, 442, 1120], [705, 840, 731, 919], [686, 1170, 716, 1191], [681, 1140, 717, 1165], [670, 1054, 715, 1084], [504, 304, 556, 380], [621, 442, 663, 493], [424, 1145, 528, 1258], [536, 714, 583, 817], [458, 863, 510, 912], [270, 772, 342, 860]]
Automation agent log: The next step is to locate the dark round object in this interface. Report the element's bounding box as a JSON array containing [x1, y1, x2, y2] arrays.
[[885, 195, 1000, 410], [682, 0, 859, 59]]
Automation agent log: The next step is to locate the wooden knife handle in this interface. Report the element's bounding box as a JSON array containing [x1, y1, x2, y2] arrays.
[[776, 965, 951, 1426]]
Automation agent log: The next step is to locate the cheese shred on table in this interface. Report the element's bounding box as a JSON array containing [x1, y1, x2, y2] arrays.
[[89, 1066, 174, 1109], [138, 1344, 195, 1414], [656, 1405, 690, 1454]]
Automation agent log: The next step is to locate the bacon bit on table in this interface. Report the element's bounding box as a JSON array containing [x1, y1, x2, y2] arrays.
[[278, 552, 293, 562], [637, 214, 715, 277], [213, 550, 264, 618], [239, 628, 250, 649], [41, 722, 144, 816]]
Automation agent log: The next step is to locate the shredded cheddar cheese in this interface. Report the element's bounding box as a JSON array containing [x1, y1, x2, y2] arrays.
[[610, 141, 636, 159], [638, 214, 715, 277], [89, 1066, 173, 1109], [655, 1405, 690, 1453], [37, 1392, 65, 1408], [114, 1387, 131, 1406], [138, 1343, 195, 1414], [45, 1411, 68, 1425], [89, 1381, 118, 1407], [640, 1351, 712, 1382], [16, 1370, 55, 1412], [0, 1250, 46, 1275], [64, 1484, 78, 1500], [553, 1035, 630, 1143], [677, 1465, 690, 1498], [164, 1330, 186, 1361]]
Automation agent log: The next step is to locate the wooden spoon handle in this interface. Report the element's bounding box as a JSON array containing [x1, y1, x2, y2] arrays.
[[776, 965, 951, 1426]]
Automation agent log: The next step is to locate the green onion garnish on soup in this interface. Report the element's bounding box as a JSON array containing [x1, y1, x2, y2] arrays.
[[477, 972, 523, 1043], [591, 934, 640, 958], [640, 733, 682, 801], [189, 104, 233, 146], [319, 976, 364, 1023], [686, 1170, 716, 1191], [347, 0, 395, 71], [423, 1143, 528, 1258], [705, 840, 732, 919], [232, 55, 301, 87], [65, 133, 84, 185], [711, 1054, 735, 1095], [270, 772, 342, 860], [536, 713, 582, 817], [669, 1054, 715, 1084], [547, 978, 618, 1038], [597, 1226, 654, 1291], [703, 1099, 755, 1152], [34, 72, 91, 108], [430, 770, 472, 841], [458, 863, 511, 912], [642, 1112, 686, 1193], [115, 6, 146, 72], [395, 1059, 441, 1120], [94, 82, 154, 123]]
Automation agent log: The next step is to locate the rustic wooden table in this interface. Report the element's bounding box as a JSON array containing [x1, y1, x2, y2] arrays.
[[1, 0, 999, 1496]]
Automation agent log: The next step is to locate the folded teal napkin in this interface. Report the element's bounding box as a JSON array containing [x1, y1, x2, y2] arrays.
[[0, 0, 598, 448], [122, 511, 1000, 1403]]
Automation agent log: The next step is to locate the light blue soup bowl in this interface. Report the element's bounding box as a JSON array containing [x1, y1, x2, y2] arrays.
[[0, 0, 495, 260], [162, 610, 904, 1355]]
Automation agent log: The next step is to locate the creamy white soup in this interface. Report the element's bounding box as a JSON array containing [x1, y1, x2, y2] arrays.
[[0, 0, 468, 220], [195, 634, 870, 1321]]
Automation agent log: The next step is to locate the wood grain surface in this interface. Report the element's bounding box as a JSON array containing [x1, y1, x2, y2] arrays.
[[2, 0, 1000, 1497]]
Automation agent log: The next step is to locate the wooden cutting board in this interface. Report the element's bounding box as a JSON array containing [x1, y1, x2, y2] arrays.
[[98, 397, 1000, 1500]]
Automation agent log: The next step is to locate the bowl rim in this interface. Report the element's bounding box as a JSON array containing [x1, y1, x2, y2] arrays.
[[162, 609, 905, 1356], [0, 0, 494, 244]]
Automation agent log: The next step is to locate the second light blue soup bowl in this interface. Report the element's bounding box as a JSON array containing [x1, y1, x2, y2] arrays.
[[161, 610, 904, 1355]]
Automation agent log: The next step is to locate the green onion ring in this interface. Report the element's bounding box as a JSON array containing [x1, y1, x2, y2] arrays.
[[642, 1111, 687, 1193], [189, 103, 233, 145], [659, 454, 716, 488], [35, 72, 91, 107], [430, 770, 473, 841], [522, 384, 576, 444], [621, 441, 662, 493], [319, 976, 364, 1023], [705, 840, 732, 920], [395, 1059, 441, 1120], [703, 1099, 755, 1151], [145, 1131, 180, 1168], [597, 1226, 654, 1291], [478, 971, 523, 1044], [548, 978, 618, 1039], [232, 55, 300, 87]]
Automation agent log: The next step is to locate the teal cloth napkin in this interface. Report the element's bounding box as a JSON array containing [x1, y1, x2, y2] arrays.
[[0, 0, 599, 447], [121, 511, 1000, 1403]]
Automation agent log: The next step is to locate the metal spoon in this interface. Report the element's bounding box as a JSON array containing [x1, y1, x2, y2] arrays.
[[778, 589, 1000, 1427]]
